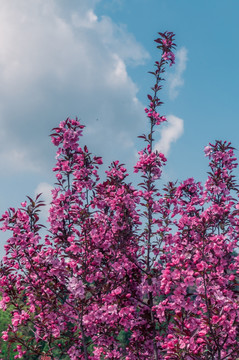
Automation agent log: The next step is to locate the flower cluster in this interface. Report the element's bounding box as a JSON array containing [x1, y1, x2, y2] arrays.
[[145, 105, 167, 126], [144, 31, 176, 128], [134, 145, 167, 180], [154, 31, 176, 66]]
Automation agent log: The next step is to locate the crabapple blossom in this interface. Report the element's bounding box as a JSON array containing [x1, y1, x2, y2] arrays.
[[0, 31, 238, 360]]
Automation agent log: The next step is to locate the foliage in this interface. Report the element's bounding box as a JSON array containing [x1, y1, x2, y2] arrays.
[[0, 305, 16, 359], [0, 31, 239, 360]]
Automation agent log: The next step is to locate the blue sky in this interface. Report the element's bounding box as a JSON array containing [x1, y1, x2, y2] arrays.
[[0, 0, 238, 255]]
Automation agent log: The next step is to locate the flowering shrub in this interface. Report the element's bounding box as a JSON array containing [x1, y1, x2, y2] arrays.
[[0, 31, 239, 360]]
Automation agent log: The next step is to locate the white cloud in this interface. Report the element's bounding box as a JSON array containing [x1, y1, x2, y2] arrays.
[[71, 10, 98, 29], [0, 0, 149, 174], [0, 148, 39, 173], [168, 47, 188, 99], [154, 115, 184, 156], [0, 125, 41, 173]]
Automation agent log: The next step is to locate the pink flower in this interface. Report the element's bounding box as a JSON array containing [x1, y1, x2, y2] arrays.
[[196, 262, 205, 272], [2, 331, 8, 341], [67, 277, 84, 299]]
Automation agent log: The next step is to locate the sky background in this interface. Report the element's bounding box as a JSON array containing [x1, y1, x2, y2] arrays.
[[0, 0, 239, 255]]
